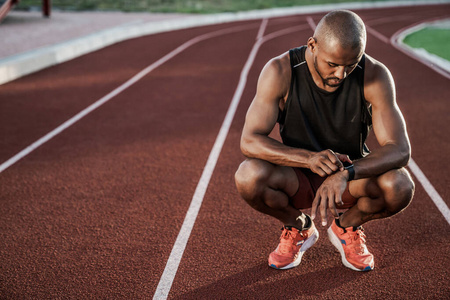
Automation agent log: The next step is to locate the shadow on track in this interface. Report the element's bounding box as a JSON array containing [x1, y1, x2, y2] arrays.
[[172, 264, 363, 299]]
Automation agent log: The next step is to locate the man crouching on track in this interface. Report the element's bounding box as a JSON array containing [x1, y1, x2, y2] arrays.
[[234, 10, 414, 271]]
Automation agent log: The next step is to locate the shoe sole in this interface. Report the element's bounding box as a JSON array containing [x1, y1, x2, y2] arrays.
[[269, 228, 319, 270], [327, 226, 373, 272]]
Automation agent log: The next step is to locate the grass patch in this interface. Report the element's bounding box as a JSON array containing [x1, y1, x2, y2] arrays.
[[403, 27, 450, 61]]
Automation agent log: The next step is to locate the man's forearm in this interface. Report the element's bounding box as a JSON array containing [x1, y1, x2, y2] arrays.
[[352, 143, 410, 180], [240, 134, 312, 168]]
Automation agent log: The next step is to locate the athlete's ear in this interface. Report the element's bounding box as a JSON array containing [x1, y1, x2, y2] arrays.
[[307, 37, 317, 52]]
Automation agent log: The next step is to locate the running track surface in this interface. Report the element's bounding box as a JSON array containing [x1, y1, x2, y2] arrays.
[[1, 4, 449, 299]]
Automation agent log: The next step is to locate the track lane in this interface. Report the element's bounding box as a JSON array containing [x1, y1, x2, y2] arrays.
[[0, 22, 259, 164], [0, 21, 262, 298], [0, 4, 449, 299], [0, 29, 190, 162], [153, 19, 270, 299]]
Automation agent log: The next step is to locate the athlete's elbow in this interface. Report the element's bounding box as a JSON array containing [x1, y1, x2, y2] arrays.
[[398, 143, 411, 167], [240, 140, 253, 158], [240, 135, 256, 158], [397, 152, 410, 168]]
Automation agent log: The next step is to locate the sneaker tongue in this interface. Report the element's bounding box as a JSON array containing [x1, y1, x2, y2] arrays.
[[352, 226, 363, 232], [284, 226, 301, 232]]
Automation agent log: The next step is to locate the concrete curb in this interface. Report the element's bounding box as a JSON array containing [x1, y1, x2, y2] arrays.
[[1, 0, 449, 85]]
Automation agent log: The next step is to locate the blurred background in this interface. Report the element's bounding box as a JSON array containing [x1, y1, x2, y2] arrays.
[[14, 0, 423, 13]]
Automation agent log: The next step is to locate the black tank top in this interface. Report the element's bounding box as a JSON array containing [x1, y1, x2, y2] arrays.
[[278, 46, 372, 160]]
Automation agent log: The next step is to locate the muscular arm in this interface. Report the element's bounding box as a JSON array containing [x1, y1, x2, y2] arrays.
[[240, 54, 347, 175], [241, 54, 309, 167], [350, 56, 411, 180]]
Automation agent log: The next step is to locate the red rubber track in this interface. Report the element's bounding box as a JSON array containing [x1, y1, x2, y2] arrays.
[[1, 4, 449, 299]]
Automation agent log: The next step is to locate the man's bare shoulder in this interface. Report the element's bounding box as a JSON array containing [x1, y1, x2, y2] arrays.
[[364, 54, 393, 85], [262, 52, 291, 80], [257, 52, 291, 100], [363, 54, 395, 105]]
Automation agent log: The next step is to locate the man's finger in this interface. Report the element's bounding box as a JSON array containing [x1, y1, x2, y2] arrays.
[[335, 193, 344, 207], [329, 193, 339, 218], [326, 160, 340, 173], [320, 161, 336, 175], [337, 154, 352, 164], [311, 194, 320, 220], [335, 154, 352, 170], [312, 166, 326, 177], [326, 151, 344, 171], [326, 150, 339, 163], [319, 194, 327, 226]]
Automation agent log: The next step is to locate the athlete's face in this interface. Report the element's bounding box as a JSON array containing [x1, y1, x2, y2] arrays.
[[313, 55, 358, 88], [310, 38, 363, 89]]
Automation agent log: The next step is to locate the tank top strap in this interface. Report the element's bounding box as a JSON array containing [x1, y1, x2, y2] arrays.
[[289, 46, 306, 68], [278, 47, 306, 124]]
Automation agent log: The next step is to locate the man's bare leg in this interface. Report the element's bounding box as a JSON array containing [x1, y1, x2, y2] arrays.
[[327, 167, 414, 271], [339, 167, 415, 227], [234, 158, 309, 229]]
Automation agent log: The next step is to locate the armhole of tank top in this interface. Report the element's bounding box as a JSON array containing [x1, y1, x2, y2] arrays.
[[360, 54, 372, 126], [359, 54, 372, 157], [277, 49, 296, 124], [287, 49, 296, 105], [277, 49, 295, 125]]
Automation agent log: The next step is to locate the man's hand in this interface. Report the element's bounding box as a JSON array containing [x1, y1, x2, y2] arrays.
[[308, 150, 352, 177], [311, 171, 348, 226]]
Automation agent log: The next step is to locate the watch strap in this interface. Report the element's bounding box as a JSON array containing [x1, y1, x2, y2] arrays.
[[344, 164, 355, 181]]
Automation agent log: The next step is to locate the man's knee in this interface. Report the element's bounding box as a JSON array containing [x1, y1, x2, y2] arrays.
[[234, 159, 272, 198], [378, 168, 415, 214]]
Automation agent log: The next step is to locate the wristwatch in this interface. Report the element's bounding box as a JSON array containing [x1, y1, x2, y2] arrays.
[[344, 164, 355, 181]]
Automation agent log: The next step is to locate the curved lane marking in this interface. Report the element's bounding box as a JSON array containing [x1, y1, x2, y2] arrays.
[[390, 17, 450, 80]]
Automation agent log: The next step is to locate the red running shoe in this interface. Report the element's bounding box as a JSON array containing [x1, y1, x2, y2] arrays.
[[327, 218, 374, 271], [268, 220, 319, 270]]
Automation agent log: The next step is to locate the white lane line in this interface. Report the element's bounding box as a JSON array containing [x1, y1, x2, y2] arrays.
[[366, 20, 449, 225], [261, 24, 310, 43], [365, 14, 412, 27], [256, 18, 268, 40], [409, 159, 450, 225], [152, 19, 267, 300], [366, 25, 390, 44], [307, 16, 317, 31], [153, 20, 312, 299], [366, 14, 450, 79], [0, 23, 258, 174]]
